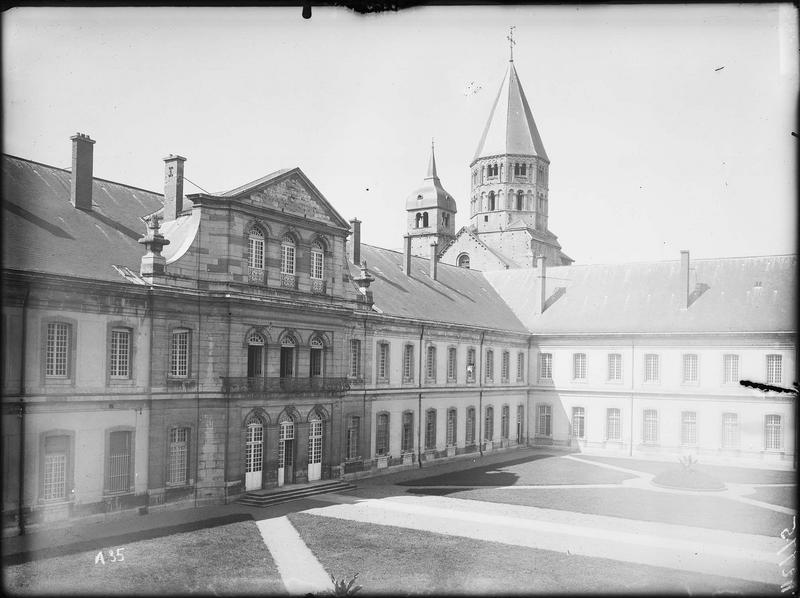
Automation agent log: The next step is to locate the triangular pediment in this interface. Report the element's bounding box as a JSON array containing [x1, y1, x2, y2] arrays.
[[222, 168, 350, 230]]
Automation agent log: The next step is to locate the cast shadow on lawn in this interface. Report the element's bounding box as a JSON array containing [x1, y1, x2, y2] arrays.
[[398, 453, 555, 493], [3, 512, 255, 566]]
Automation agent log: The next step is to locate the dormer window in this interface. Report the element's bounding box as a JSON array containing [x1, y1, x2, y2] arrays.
[[457, 254, 470, 269]]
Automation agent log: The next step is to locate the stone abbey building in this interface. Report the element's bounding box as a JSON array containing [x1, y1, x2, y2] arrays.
[[2, 56, 795, 531]]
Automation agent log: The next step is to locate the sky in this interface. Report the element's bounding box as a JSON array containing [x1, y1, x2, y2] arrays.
[[3, 4, 797, 264]]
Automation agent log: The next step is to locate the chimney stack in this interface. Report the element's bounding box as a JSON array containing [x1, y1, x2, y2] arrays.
[[70, 133, 95, 211], [429, 241, 438, 280], [680, 250, 690, 309], [535, 255, 547, 314], [163, 154, 187, 221], [350, 218, 362, 265], [404, 235, 413, 276]]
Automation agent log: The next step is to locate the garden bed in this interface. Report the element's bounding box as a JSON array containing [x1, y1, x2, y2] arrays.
[[651, 467, 726, 492]]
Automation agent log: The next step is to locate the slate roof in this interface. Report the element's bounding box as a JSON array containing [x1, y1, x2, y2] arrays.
[[217, 168, 290, 197], [472, 61, 549, 163], [483, 256, 797, 334], [2, 154, 166, 282], [352, 244, 528, 333]]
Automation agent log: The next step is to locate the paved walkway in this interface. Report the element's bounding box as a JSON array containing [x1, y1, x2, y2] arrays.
[[301, 493, 784, 584], [256, 516, 330, 595]]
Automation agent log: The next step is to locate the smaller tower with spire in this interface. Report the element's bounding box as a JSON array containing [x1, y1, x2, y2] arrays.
[[405, 141, 457, 257]]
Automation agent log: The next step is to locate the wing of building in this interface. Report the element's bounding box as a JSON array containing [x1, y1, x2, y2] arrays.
[[2, 59, 795, 534]]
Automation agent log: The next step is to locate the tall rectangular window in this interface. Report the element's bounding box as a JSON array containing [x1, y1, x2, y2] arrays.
[[446, 408, 457, 446], [311, 244, 324, 280], [723, 354, 739, 384], [466, 348, 476, 382], [606, 408, 621, 441], [43, 435, 69, 501], [571, 407, 585, 439], [46, 322, 70, 378], [536, 404, 551, 436], [501, 351, 510, 382], [170, 329, 189, 378], [349, 339, 361, 378], [110, 328, 131, 379], [516, 405, 524, 443], [425, 410, 436, 450], [401, 412, 414, 452], [573, 353, 587, 380], [168, 427, 189, 485], [485, 350, 494, 382], [516, 352, 525, 382], [426, 346, 437, 382], [281, 238, 295, 275], [681, 411, 697, 445], [108, 431, 132, 493], [346, 416, 360, 460], [721, 413, 739, 449], [766, 355, 782, 385], [644, 354, 659, 383], [539, 353, 552, 380], [607, 353, 622, 382], [377, 342, 389, 381], [403, 345, 414, 382], [447, 348, 457, 382], [376, 413, 389, 457], [466, 407, 476, 444], [501, 405, 510, 439], [683, 354, 698, 383], [248, 229, 264, 270], [643, 409, 658, 444], [484, 406, 494, 442], [765, 415, 782, 451]]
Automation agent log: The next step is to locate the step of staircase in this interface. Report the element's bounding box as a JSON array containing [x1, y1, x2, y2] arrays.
[[236, 480, 357, 508]]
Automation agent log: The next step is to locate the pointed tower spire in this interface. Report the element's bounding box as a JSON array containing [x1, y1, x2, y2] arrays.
[[426, 138, 438, 180]]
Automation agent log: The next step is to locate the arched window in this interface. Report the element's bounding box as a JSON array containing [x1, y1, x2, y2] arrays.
[[415, 213, 422, 228], [311, 241, 324, 280], [310, 336, 324, 378], [488, 192, 495, 211], [516, 191, 524, 211], [247, 333, 265, 378], [457, 254, 470, 269], [484, 406, 494, 442], [281, 235, 295, 275], [422, 212, 429, 227], [248, 228, 265, 271]]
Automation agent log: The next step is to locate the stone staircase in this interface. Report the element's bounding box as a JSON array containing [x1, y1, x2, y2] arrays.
[[236, 480, 356, 508]]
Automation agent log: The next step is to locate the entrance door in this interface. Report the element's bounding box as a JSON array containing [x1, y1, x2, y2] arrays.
[[245, 422, 263, 491], [277, 421, 294, 487], [308, 418, 322, 481]]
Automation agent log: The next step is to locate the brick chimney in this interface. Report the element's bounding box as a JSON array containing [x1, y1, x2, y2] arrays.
[[429, 241, 438, 280], [534, 255, 547, 314], [349, 218, 361, 265], [680, 250, 690, 309], [403, 235, 413, 277], [70, 133, 95, 210], [163, 154, 187, 221]]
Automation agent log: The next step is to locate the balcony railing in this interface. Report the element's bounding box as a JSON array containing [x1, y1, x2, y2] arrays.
[[221, 376, 350, 394]]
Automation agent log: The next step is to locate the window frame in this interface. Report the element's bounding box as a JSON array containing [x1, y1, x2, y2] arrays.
[[571, 406, 585, 439], [466, 407, 476, 445], [606, 408, 621, 441], [280, 235, 296, 276], [538, 352, 552, 381], [536, 404, 552, 437], [466, 347, 476, 383], [375, 412, 390, 457], [485, 349, 494, 383], [682, 353, 699, 384], [425, 408, 437, 450], [516, 352, 525, 382], [447, 347, 457, 383], [402, 344, 414, 383], [401, 411, 414, 453], [501, 351, 510, 383], [167, 426, 191, 486], [169, 328, 191, 379], [105, 427, 135, 495], [722, 354, 739, 385], [766, 354, 782, 385], [310, 240, 325, 280], [426, 345, 437, 383], [42, 319, 76, 383], [376, 341, 390, 383], [607, 353, 622, 383], [642, 409, 659, 444], [40, 430, 74, 503], [446, 408, 457, 446], [572, 353, 587, 381], [346, 416, 360, 461], [721, 412, 739, 449], [484, 406, 494, 442], [643, 353, 660, 384], [501, 404, 510, 440], [764, 414, 782, 451], [680, 411, 697, 446], [349, 339, 362, 379]]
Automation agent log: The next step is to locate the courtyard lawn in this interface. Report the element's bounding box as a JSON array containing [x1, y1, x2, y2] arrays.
[[2, 520, 284, 596], [288, 512, 778, 595], [399, 453, 634, 488], [443, 486, 792, 536], [751, 485, 797, 510], [575, 454, 796, 484]]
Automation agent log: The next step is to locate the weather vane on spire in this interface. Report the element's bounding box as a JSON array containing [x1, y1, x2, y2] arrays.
[[507, 25, 516, 62]]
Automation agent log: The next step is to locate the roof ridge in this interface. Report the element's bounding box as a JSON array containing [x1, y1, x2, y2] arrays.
[[3, 153, 163, 197]]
